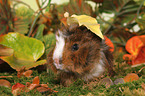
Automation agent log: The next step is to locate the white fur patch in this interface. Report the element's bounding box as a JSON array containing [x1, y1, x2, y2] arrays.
[[53, 30, 65, 70]]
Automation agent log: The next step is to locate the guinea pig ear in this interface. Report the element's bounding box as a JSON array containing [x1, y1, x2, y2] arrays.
[[69, 23, 79, 31], [59, 23, 68, 33], [60, 23, 67, 30]]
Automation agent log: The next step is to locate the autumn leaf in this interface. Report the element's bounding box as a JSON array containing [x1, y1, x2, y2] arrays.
[[26, 76, 58, 93], [123, 73, 139, 82], [17, 67, 33, 78], [0, 79, 11, 88], [12, 83, 25, 96], [32, 76, 40, 84], [104, 36, 114, 52], [0, 32, 46, 71], [67, 14, 104, 39], [0, 76, 13, 78], [123, 35, 145, 65]]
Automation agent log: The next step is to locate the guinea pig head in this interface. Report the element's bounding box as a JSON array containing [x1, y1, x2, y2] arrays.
[[52, 25, 103, 76]]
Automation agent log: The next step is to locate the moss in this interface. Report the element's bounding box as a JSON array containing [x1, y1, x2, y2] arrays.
[[0, 64, 145, 96]]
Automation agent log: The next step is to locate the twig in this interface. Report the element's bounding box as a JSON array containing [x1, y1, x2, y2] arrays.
[[36, 0, 51, 19]]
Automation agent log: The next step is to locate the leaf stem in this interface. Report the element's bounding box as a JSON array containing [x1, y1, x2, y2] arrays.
[[27, 12, 41, 37], [28, 0, 51, 37], [137, 0, 144, 17]]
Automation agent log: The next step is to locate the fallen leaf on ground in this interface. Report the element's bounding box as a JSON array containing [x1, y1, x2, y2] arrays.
[[0, 79, 11, 87], [32, 76, 40, 84], [23, 70, 33, 77], [11, 76, 58, 95], [36, 87, 53, 93], [123, 73, 139, 82], [12, 83, 25, 96], [0, 76, 13, 78], [17, 67, 33, 78], [98, 77, 114, 88]]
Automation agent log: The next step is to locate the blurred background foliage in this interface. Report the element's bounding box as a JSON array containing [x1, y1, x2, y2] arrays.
[[0, 0, 145, 60]]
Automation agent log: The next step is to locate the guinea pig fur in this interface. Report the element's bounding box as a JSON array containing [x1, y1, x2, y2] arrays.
[[47, 24, 114, 86]]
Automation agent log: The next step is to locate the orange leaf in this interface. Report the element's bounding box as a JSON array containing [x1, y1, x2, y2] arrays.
[[32, 76, 40, 84], [0, 79, 11, 87], [104, 36, 114, 52], [125, 35, 145, 65], [23, 70, 33, 77], [123, 73, 139, 82], [132, 46, 145, 65], [123, 54, 133, 65], [125, 36, 144, 56]]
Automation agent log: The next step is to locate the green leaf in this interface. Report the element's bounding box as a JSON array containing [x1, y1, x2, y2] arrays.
[[136, 15, 145, 30], [14, 6, 34, 34], [43, 33, 56, 55], [0, 32, 45, 71], [34, 24, 45, 41]]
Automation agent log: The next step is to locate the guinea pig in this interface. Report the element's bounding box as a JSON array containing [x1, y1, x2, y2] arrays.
[[47, 24, 114, 86]]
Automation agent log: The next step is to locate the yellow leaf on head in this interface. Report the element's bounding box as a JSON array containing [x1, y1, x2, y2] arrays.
[[67, 14, 104, 39]]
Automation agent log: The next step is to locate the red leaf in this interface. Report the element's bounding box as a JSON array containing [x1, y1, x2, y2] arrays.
[[12, 83, 25, 91], [132, 46, 145, 65], [12, 83, 25, 96]]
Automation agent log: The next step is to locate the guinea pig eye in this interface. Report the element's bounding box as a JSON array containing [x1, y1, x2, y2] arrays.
[[72, 43, 79, 51]]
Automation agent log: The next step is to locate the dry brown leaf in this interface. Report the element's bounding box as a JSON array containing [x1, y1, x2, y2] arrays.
[[32, 76, 40, 84], [123, 73, 139, 82], [41, 84, 49, 88], [17, 67, 25, 78], [23, 70, 33, 77], [17, 67, 33, 78], [27, 84, 40, 91], [0, 79, 11, 87], [0, 76, 13, 78], [36, 86, 52, 93]]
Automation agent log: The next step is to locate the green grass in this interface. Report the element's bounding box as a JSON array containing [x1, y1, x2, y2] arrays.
[[0, 61, 145, 96]]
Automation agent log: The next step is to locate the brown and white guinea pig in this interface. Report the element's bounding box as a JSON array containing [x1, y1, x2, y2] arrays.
[[47, 24, 114, 86]]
